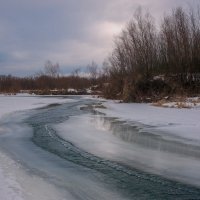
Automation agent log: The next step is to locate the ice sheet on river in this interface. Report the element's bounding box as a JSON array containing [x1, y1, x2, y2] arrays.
[[55, 102, 200, 187], [0, 96, 78, 200], [0, 96, 128, 200], [1, 96, 200, 199]]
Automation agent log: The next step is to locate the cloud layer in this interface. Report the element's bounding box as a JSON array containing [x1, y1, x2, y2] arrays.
[[0, 0, 198, 76]]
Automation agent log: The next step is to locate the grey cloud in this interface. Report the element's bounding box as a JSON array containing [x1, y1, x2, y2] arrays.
[[0, 0, 198, 76]]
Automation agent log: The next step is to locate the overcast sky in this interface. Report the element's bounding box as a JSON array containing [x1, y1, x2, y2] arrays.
[[0, 0, 198, 76]]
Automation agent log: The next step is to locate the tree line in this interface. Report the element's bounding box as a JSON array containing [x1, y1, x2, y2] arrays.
[[0, 61, 101, 94], [103, 7, 200, 101]]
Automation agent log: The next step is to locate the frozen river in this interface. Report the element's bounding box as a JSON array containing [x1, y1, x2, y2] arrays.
[[0, 96, 200, 199]]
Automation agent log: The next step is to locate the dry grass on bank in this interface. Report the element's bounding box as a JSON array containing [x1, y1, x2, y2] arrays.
[[152, 96, 200, 109]]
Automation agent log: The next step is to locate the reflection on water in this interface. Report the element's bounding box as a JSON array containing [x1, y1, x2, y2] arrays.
[[92, 115, 200, 159]]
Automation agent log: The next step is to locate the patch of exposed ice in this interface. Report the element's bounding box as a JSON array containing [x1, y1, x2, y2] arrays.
[[96, 101, 200, 142]]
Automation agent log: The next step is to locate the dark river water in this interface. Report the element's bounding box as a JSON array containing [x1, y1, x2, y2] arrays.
[[0, 96, 200, 200]]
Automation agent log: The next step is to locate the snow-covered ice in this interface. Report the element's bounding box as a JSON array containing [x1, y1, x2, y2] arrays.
[[0, 95, 128, 200], [1, 95, 200, 199], [0, 95, 76, 200], [0, 95, 74, 120]]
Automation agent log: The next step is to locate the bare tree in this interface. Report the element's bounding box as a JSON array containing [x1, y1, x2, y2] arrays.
[[104, 6, 200, 100], [44, 60, 60, 78], [71, 68, 81, 77], [87, 61, 98, 83]]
